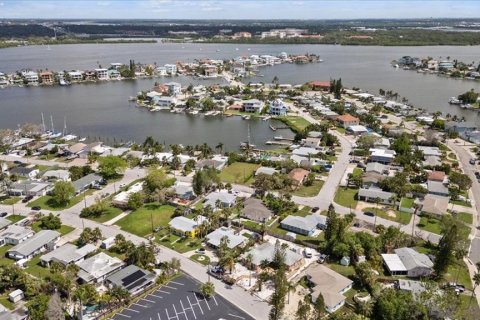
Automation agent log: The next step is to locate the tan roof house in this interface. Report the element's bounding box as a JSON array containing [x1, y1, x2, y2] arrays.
[[288, 168, 310, 186]]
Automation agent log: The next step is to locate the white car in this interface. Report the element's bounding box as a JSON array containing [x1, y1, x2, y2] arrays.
[[303, 249, 313, 258]]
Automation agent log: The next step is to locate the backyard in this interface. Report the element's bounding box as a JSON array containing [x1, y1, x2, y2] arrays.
[[291, 180, 324, 197], [156, 233, 202, 253], [417, 216, 442, 234], [27, 189, 95, 211], [362, 207, 412, 225], [0, 244, 13, 266], [219, 162, 259, 185], [31, 222, 74, 236], [6, 215, 25, 223], [277, 116, 311, 133], [0, 196, 21, 205], [115, 203, 175, 237], [334, 187, 358, 208], [25, 256, 52, 280]]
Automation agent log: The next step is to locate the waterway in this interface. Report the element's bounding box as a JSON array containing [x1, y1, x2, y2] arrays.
[[1, 43, 480, 148]]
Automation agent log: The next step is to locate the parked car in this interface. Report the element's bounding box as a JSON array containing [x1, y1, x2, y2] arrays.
[[364, 211, 375, 217], [22, 195, 33, 203], [0, 212, 7, 217], [303, 248, 313, 258], [31, 206, 41, 211], [311, 207, 319, 213], [317, 254, 328, 264], [470, 158, 476, 165], [13, 160, 22, 165], [196, 248, 206, 254], [353, 222, 361, 228]]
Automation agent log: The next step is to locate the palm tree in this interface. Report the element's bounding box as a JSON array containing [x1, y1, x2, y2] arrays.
[[215, 142, 224, 155], [245, 253, 253, 286], [469, 272, 480, 307], [373, 197, 381, 228], [200, 281, 216, 299]]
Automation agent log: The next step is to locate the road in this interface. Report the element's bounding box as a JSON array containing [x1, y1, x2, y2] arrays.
[[0, 154, 72, 168]]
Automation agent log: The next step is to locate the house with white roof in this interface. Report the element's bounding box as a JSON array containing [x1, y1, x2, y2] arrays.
[[8, 230, 60, 261], [77, 252, 125, 285], [369, 148, 396, 164], [255, 166, 279, 176], [165, 82, 181, 95], [243, 99, 264, 113], [281, 214, 327, 236], [42, 169, 71, 181], [0, 225, 34, 246], [41, 243, 96, 267], [242, 242, 304, 272], [204, 191, 236, 210], [346, 125, 368, 136], [206, 227, 247, 249], [112, 182, 144, 208], [169, 216, 206, 238], [381, 247, 433, 277], [95, 68, 109, 80], [164, 64, 177, 75]]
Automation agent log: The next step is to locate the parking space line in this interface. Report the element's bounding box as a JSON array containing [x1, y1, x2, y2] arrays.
[[133, 302, 148, 308], [124, 308, 140, 313], [150, 293, 164, 299], [170, 281, 184, 286], [165, 308, 178, 320], [142, 298, 156, 303], [115, 313, 131, 318], [193, 294, 204, 315], [187, 295, 200, 317], [212, 295, 218, 306], [228, 314, 245, 319], [157, 312, 162, 320], [181, 299, 195, 320], [173, 303, 186, 320], [157, 289, 171, 294], [200, 294, 211, 311], [164, 285, 177, 290]]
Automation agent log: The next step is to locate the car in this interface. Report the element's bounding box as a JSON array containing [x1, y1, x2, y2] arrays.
[[303, 249, 313, 258], [353, 222, 361, 228], [22, 195, 33, 203], [475, 171, 480, 177], [13, 160, 22, 165], [31, 206, 41, 211], [364, 211, 375, 217], [196, 248, 206, 254], [470, 158, 476, 165], [317, 254, 327, 264], [311, 207, 319, 213], [0, 212, 7, 218]]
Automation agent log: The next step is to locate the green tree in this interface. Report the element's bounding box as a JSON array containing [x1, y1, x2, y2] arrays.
[[98, 155, 127, 179], [313, 293, 325, 318], [127, 191, 145, 210], [38, 213, 62, 230], [434, 224, 458, 278], [449, 171, 472, 191], [269, 242, 288, 320], [372, 288, 419, 320], [200, 281, 215, 298], [44, 293, 65, 320], [74, 283, 98, 318], [458, 89, 479, 104], [126, 242, 156, 269], [51, 180, 75, 205], [295, 295, 312, 320], [27, 294, 50, 320]]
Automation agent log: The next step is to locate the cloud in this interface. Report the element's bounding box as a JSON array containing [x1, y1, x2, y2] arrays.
[[96, 1, 111, 6]]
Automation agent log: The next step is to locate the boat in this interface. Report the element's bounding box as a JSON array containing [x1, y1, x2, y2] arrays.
[[263, 116, 271, 121], [59, 78, 70, 86], [240, 142, 256, 149], [274, 136, 284, 140], [448, 97, 462, 105], [216, 49, 220, 52], [394, 64, 399, 68], [78, 137, 86, 142], [235, 48, 239, 51], [242, 115, 251, 120], [269, 124, 277, 131], [189, 110, 199, 115], [128, 96, 137, 102]]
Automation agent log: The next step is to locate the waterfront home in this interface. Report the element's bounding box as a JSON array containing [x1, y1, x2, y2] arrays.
[[292, 147, 319, 157], [269, 99, 288, 116], [95, 68, 109, 80], [164, 64, 177, 75], [68, 71, 84, 81], [22, 71, 39, 84], [346, 125, 368, 136], [240, 197, 273, 223], [153, 96, 178, 107], [42, 169, 71, 182], [308, 80, 331, 91], [307, 265, 353, 313], [303, 137, 321, 149], [40, 243, 96, 267], [381, 247, 433, 278], [281, 214, 327, 236], [8, 180, 51, 197], [206, 227, 247, 249], [243, 99, 264, 113], [8, 230, 60, 261], [155, 66, 167, 76], [427, 59, 439, 70], [106, 265, 156, 295], [77, 252, 125, 285], [66, 142, 87, 156], [255, 166, 279, 176], [369, 148, 396, 164], [9, 166, 39, 179], [427, 180, 449, 197], [110, 63, 123, 70], [72, 173, 103, 194], [242, 242, 305, 273], [204, 191, 236, 210], [420, 194, 449, 216], [0, 225, 34, 246], [107, 69, 121, 79], [40, 71, 54, 84], [165, 82, 181, 96], [358, 187, 394, 204], [232, 31, 252, 39], [195, 155, 228, 171], [337, 114, 360, 129], [168, 215, 206, 238], [439, 61, 454, 70], [112, 182, 144, 208], [288, 168, 310, 186]]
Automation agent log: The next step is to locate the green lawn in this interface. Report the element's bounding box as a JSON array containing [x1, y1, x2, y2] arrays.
[[0, 245, 14, 266], [444, 260, 473, 290], [116, 203, 175, 237], [89, 206, 124, 223], [352, 168, 363, 177], [219, 162, 260, 185], [156, 233, 202, 253], [27, 189, 95, 211], [456, 212, 473, 225], [400, 197, 414, 209], [417, 216, 442, 234], [362, 207, 412, 225], [450, 199, 472, 208], [0, 294, 14, 310], [276, 116, 311, 133], [334, 187, 358, 208], [326, 263, 356, 277], [0, 196, 21, 205], [25, 256, 52, 280], [291, 180, 324, 197], [336, 127, 346, 134], [31, 222, 74, 236], [6, 215, 25, 223], [191, 254, 210, 266], [270, 222, 324, 247]]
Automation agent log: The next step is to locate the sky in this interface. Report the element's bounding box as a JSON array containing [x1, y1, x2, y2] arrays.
[[0, 0, 479, 20]]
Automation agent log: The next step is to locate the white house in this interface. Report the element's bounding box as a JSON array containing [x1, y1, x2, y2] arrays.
[[269, 99, 288, 116], [165, 82, 181, 96], [95, 68, 109, 80], [164, 64, 177, 75], [243, 99, 264, 113]]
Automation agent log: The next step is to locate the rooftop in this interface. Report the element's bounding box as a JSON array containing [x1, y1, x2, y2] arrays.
[[206, 227, 247, 249], [77, 252, 125, 283], [308, 264, 353, 309], [8, 229, 60, 257], [41, 243, 96, 266], [244, 242, 303, 267]]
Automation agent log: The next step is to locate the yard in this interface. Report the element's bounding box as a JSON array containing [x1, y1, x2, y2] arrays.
[[444, 260, 473, 290], [6, 215, 25, 223], [89, 206, 124, 223], [334, 187, 358, 208], [0, 244, 14, 266], [362, 207, 412, 225], [450, 199, 472, 208], [291, 180, 324, 197], [276, 116, 311, 133], [0, 294, 14, 310], [116, 203, 175, 237], [31, 222, 74, 236], [190, 253, 210, 266], [156, 233, 202, 254], [326, 263, 356, 278], [454, 211, 473, 225], [25, 256, 52, 280], [219, 162, 259, 185], [417, 216, 442, 234], [0, 196, 21, 205], [400, 197, 414, 209], [27, 189, 95, 211]]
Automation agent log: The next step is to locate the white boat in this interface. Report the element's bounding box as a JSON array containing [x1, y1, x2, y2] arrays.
[[78, 137, 86, 142], [189, 110, 199, 115], [448, 97, 462, 105], [235, 48, 239, 51]]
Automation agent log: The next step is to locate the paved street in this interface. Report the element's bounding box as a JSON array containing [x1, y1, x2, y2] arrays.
[[0, 154, 72, 168]]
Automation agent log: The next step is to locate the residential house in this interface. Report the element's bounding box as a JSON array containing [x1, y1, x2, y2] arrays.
[[421, 194, 449, 216], [307, 265, 353, 313], [243, 99, 264, 113], [427, 171, 446, 183], [95, 68, 109, 80], [165, 82, 181, 96], [204, 192, 236, 210], [303, 137, 321, 149], [362, 172, 386, 188], [369, 148, 396, 164], [240, 197, 273, 223], [346, 125, 368, 136], [106, 265, 156, 295], [337, 114, 360, 129], [174, 181, 195, 200], [417, 146, 442, 157], [8, 180, 51, 197], [232, 32, 252, 39], [0, 218, 12, 231], [168, 216, 206, 238], [280, 214, 327, 236], [288, 168, 310, 186], [8, 230, 60, 261], [164, 64, 177, 75], [107, 69, 121, 79], [195, 155, 228, 171], [152, 96, 177, 107], [77, 252, 125, 285], [40, 243, 96, 267], [9, 167, 39, 179], [255, 166, 279, 176], [358, 187, 394, 204], [292, 147, 319, 158], [269, 99, 288, 116], [427, 181, 449, 197], [0, 225, 34, 246], [374, 138, 391, 149], [381, 247, 433, 277], [8, 289, 24, 303], [155, 67, 167, 76], [308, 81, 331, 91], [112, 182, 143, 208], [22, 71, 39, 84], [206, 227, 247, 249], [39, 72, 54, 84], [42, 169, 71, 182], [243, 242, 304, 272], [68, 71, 84, 81], [67, 142, 87, 156], [72, 173, 103, 194], [365, 162, 387, 175]]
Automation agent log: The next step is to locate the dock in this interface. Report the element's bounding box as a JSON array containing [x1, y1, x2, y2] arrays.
[[265, 140, 293, 146]]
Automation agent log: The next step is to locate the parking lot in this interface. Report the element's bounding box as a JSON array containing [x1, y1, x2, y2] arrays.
[[112, 274, 254, 320]]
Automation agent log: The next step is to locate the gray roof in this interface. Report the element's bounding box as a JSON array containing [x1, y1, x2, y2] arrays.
[[72, 173, 102, 191], [365, 162, 386, 174], [106, 265, 155, 292], [204, 192, 236, 209], [0, 225, 33, 242], [255, 166, 278, 176], [427, 181, 449, 195], [9, 167, 36, 175], [0, 217, 12, 230], [8, 230, 60, 257], [10, 180, 50, 193], [42, 169, 70, 179], [308, 264, 353, 309], [358, 188, 394, 200], [395, 247, 433, 271], [206, 227, 247, 249], [41, 243, 96, 266], [397, 279, 427, 295], [281, 214, 326, 233], [0, 311, 13, 320], [241, 198, 273, 222], [417, 146, 442, 157], [244, 242, 303, 267], [77, 252, 125, 283], [421, 194, 449, 215]]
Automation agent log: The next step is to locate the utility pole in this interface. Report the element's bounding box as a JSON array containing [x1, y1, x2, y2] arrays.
[[411, 206, 419, 238]]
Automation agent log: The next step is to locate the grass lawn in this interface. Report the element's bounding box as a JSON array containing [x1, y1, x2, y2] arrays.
[[27, 189, 95, 211], [457, 294, 480, 317], [269, 222, 324, 247], [31, 222, 74, 236], [6, 215, 25, 223], [191, 254, 210, 266], [156, 233, 202, 253], [219, 162, 260, 185], [334, 187, 358, 208], [326, 263, 355, 278], [25, 256, 52, 280], [400, 197, 414, 209], [291, 180, 324, 197], [352, 167, 363, 177], [336, 127, 346, 134], [456, 212, 473, 225], [296, 206, 312, 217], [444, 260, 473, 290], [242, 220, 262, 232], [0, 196, 21, 205], [417, 216, 442, 234], [276, 116, 311, 133], [116, 203, 175, 237], [362, 207, 412, 225], [0, 294, 14, 310], [0, 245, 14, 266], [450, 199, 472, 208], [89, 206, 124, 223]]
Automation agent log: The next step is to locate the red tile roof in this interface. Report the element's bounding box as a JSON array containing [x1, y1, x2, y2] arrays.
[[337, 114, 359, 123], [308, 81, 331, 88], [428, 171, 446, 182]]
